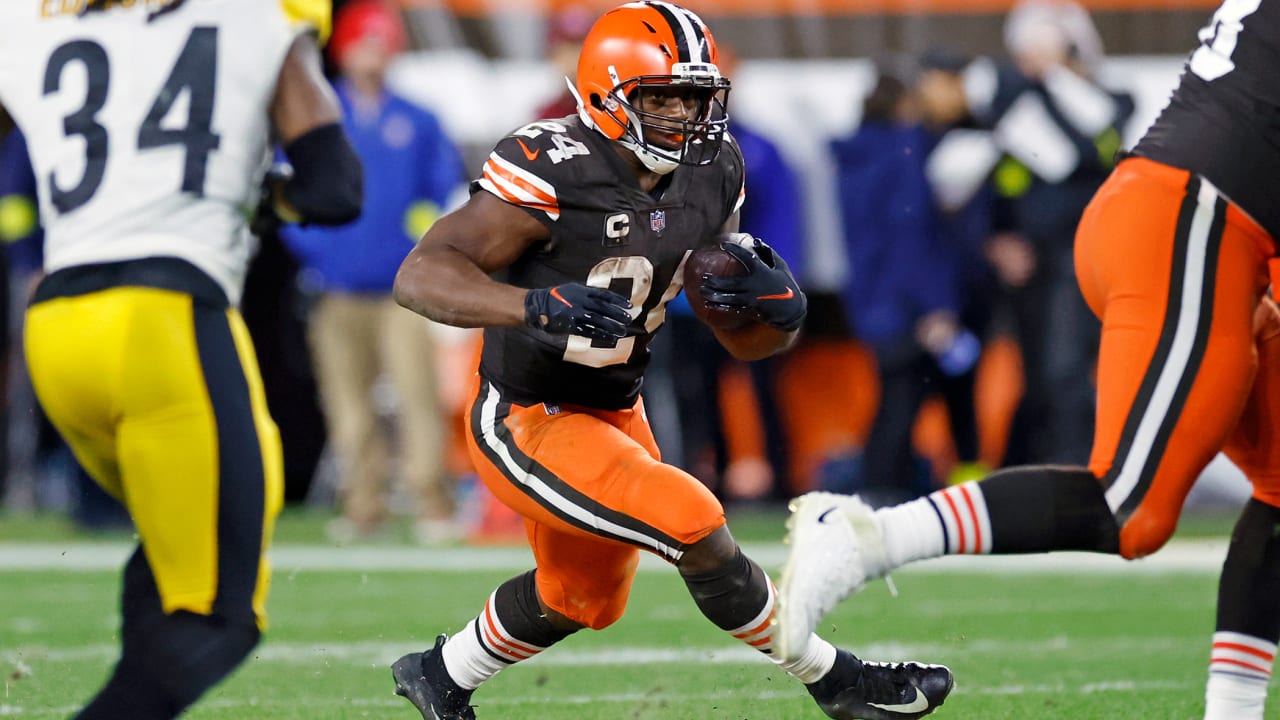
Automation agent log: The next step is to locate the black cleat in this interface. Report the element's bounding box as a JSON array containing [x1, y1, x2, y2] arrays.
[[391, 634, 477, 720], [807, 650, 954, 720]]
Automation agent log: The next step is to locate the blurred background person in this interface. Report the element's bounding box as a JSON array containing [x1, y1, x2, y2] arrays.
[[644, 44, 806, 503], [532, 4, 594, 121], [281, 0, 466, 544], [0, 127, 131, 531], [925, 0, 1134, 467], [828, 64, 984, 507], [990, 0, 1134, 466]]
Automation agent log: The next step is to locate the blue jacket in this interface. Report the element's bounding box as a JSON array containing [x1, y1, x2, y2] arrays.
[[0, 130, 44, 276], [831, 121, 960, 346], [282, 81, 463, 294]]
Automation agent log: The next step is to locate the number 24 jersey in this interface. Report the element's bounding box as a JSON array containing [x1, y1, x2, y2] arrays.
[[475, 115, 745, 410]]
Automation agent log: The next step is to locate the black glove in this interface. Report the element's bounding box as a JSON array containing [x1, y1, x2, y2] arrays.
[[249, 164, 296, 238], [699, 235, 807, 331], [525, 283, 633, 341]]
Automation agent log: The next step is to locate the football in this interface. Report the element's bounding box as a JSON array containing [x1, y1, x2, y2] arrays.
[[683, 244, 752, 330]]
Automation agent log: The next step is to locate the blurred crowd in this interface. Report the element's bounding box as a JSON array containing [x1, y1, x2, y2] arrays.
[[0, 0, 1147, 540]]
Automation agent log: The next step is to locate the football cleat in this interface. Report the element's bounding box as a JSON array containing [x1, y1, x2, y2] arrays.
[[392, 634, 476, 720], [776, 492, 889, 661], [808, 650, 954, 720]]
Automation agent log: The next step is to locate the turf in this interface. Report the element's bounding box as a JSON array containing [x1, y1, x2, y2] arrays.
[[1, 506, 1273, 719]]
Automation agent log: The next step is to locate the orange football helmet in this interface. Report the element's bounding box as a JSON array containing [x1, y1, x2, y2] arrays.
[[574, 2, 731, 174]]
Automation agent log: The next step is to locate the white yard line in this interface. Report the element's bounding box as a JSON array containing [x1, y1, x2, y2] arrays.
[[0, 539, 1230, 573], [4, 635, 1205, 667], [0, 678, 1206, 718]]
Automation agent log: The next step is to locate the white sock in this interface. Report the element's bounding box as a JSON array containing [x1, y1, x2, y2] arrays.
[[774, 634, 839, 684], [441, 592, 555, 690], [1204, 631, 1275, 720], [876, 481, 992, 570], [440, 619, 510, 690], [729, 579, 836, 684]]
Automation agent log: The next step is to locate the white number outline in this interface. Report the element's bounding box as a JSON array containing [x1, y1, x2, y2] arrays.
[[1189, 0, 1261, 81], [562, 251, 691, 368]]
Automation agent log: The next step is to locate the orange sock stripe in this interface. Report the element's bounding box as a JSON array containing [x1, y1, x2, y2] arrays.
[[958, 484, 983, 553], [481, 604, 538, 660], [1212, 657, 1272, 675], [1214, 641, 1276, 663], [940, 490, 967, 553]]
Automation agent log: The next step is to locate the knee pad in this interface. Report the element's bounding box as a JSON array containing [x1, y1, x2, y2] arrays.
[[680, 547, 771, 631]]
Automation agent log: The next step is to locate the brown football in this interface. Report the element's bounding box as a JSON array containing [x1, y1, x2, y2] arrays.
[[683, 244, 753, 330]]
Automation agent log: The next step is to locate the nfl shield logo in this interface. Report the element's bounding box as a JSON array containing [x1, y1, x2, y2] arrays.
[[650, 210, 666, 233]]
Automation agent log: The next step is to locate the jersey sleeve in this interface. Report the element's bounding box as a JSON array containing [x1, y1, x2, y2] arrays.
[[471, 126, 566, 225]]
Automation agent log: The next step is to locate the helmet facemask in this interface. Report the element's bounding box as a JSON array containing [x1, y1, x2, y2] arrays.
[[598, 62, 730, 174]]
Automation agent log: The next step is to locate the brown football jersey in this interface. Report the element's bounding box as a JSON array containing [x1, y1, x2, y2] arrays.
[[473, 115, 745, 409], [1134, 0, 1280, 239]]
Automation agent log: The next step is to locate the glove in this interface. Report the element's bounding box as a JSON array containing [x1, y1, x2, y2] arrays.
[[525, 283, 633, 341], [699, 234, 807, 331], [248, 164, 298, 238]]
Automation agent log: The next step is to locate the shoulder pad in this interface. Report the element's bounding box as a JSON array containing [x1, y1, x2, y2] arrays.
[[477, 127, 570, 222]]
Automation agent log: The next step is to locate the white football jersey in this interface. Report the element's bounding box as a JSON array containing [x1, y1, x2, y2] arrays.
[[0, 0, 307, 304]]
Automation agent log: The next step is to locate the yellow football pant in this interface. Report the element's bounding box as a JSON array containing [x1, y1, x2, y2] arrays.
[[25, 283, 282, 626]]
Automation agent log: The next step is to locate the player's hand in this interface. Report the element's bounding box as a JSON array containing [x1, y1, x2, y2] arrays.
[[525, 283, 634, 341], [249, 164, 301, 237], [699, 234, 807, 331]]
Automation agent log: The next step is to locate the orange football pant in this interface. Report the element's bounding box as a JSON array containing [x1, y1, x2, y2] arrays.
[[1076, 157, 1279, 558], [465, 374, 726, 628]]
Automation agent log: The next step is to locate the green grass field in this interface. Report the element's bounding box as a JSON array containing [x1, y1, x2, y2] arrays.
[[1, 506, 1275, 719]]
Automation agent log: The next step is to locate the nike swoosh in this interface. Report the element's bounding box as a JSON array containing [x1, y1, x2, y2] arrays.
[[817, 507, 838, 524], [549, 287, 572, 307], [757, 287, 794, 301], [868, 687, 930, 714], [516, 138, 540, 162]]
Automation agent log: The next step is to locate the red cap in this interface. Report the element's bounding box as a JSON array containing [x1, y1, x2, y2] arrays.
[[330, 0, 407, 66]]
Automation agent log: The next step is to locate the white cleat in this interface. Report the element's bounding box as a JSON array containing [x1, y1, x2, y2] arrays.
[[776, 492, 889, 661]]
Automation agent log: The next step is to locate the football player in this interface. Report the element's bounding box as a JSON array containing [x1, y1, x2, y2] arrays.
[[778, 1, 1280, 718], [0, 1, 361, 717], [389, 2, 953, 720]]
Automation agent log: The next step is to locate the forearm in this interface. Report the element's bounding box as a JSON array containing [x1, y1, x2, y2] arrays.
[[393, 246, 527, 328]]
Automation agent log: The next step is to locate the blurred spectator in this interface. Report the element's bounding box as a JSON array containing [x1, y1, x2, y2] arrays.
[[647, 46, 806, 502], [281, 0, 465, 544], [533, 5, 593, 121], [925, 5, 1133, 466], [0, 129, 130, 530], [828, 66, 983, 506]]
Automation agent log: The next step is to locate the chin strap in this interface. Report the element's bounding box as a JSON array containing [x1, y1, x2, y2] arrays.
[[572, 74, 681, 175], [618, 136, 680, 175]]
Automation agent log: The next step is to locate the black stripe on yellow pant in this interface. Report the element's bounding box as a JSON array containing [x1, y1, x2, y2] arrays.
[[25, 280, 282, 627]]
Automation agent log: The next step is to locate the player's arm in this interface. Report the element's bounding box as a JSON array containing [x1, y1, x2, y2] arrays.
[[267, 33, 362, 225], [703, 213, 806, 361], [394, 191, 535, 328], [394, 191, 632, 342]]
